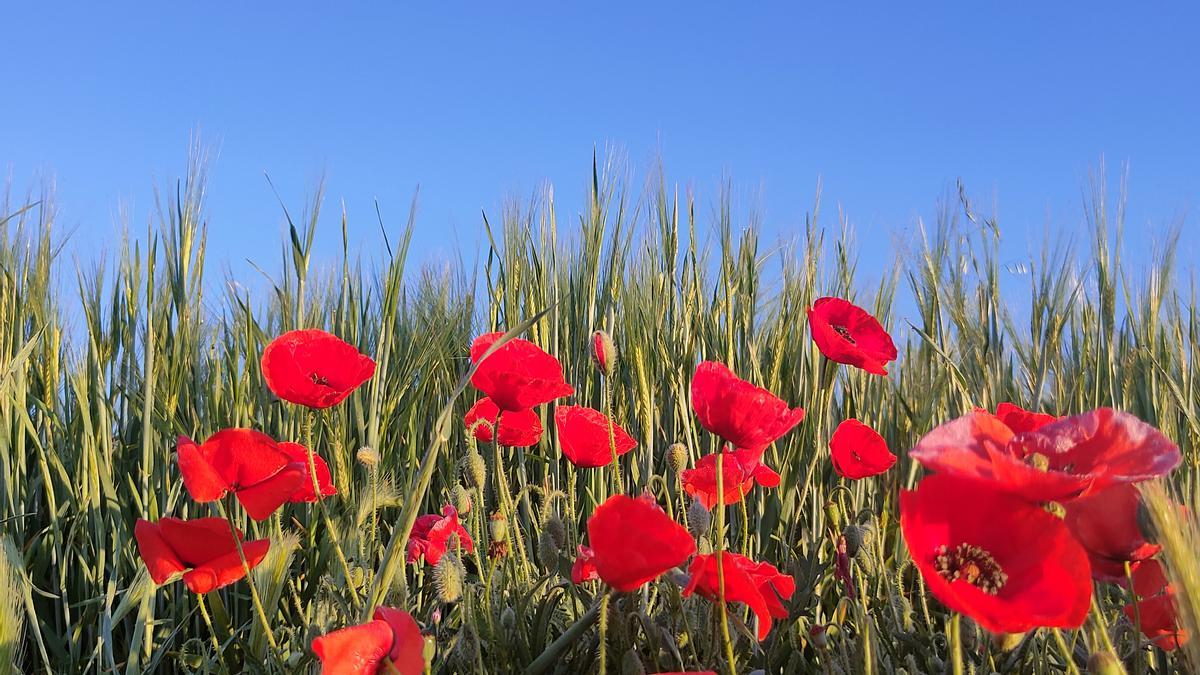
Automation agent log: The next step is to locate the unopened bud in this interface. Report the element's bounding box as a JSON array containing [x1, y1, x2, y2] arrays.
[[434, 553, 465, 603], [500, 606, 516, 633], [667, 443, 689, 474], [687, 500, 711, 537], [537, 530, 559, 568], [489, 512, 509, 542], [809, 624, 829, 649], [356, 446, 380, 468], [591, 330, 617, 377], [450, 484, 472, 514], [824, 501, 841, 530], [1087, 652, 1127, 675], [842, 524, 863, 559], [462, 451, 487, 491], [544, 513, 567, 551]]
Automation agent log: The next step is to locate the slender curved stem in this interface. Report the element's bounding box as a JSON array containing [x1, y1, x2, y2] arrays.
[[714, 451, 738, 675], [216, 497, 280, 656], [305, 410, 362, 610]]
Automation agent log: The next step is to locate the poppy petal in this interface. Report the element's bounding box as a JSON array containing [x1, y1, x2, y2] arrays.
[[279, 441, 337, 501], [181, 537, 270, 594], [262, 329, 376, 409], [176, 435, 229, 502], [312, 618, 395, 675], [555, 405, 637, 468], [134, 519, 187, 585], [829, 419, 897, 480], [157, 516, 241, 567], [236, 463, 307, 520], [690, 362, 805, 452], [587, 494, 695, 592], [469, 332, 574, 411], [373, 606, 426, 673], [497, 408, 544, 447]]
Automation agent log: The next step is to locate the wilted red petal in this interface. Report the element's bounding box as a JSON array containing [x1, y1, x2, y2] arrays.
[[682, 452, 757, 510], [373, 607, 426, 674], [261, 329, 376, 409], [1123, 559, 1188, 651], [587, 494, 695, 592], [555, 405, 638, 468], [1063, 484, 1160, 582], [683, 552, 794, 640], [279, 441, 338, 501], [182, 538, 270, 594], [176, 435, 229, 502], [407, 505, 473, 566], [830, 419, 896, 480], [807, 297, 898, 376], [312, 618, 394, 675], [134, 519, 187, 585], [236, 463, 307, 520], [690, 362, 805, 452], [571, 545, 599, 584], [469, 332, 574, 411], [900, 474, 1092, 633]]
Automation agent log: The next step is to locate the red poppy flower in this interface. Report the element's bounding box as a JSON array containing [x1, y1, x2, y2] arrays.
[[807, 297, 898, 376], [261, 329, 376, 409], [899, 474, 1092, 633], [571, 545, 599, 584], [690, 361, 805, 452], [463, 397, 543, 447], [682, 552, 795, 640], [984, 402, 1059, 434], [279, 441, 338, 502], [554, 405, 638, 468], [406, 505, 474, 565], [1122, 559, 1188, 651], [1063, 484, 1160, 583], [829, 418, 896, 479], [681, 449, 781, 510], [469, 332, 574, 412], [134, 517, 270, 594], [312, 606, 425, 675], [586, 494, 695, 592], [176, 430, 307, 520], [910, 409, 1181, 503]]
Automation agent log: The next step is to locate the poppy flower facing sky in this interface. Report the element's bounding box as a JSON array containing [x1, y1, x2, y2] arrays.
[[806, 297, 898, 376], [829, 418, 896, 480], [899, 474, 1092, 633], [682, 552, 796, 640], [681, 448, 781, 510], [555, 405, 637, 468], [312, 606, 425, 675], [690, 361, 805, 453], [177, 430, 308, 520], [1123, 559, 1188, 651], [586, 494, 695, 592], [909, 408, 1181, 503], [261, 329, 376, 409], [1063, 483, 1160, 582], [463, 396, 543, 447], [135, 517, 270, 594], [469, 332, 574, 412], [406, 505, 474, 566]]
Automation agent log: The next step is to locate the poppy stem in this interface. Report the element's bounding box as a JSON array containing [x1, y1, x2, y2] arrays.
[[598, 592, 610, 675], [195, 593, 221, 657], [603, 377, 624, 496], [493, 439, 532, 578], [305, 410, 363, 611], [216, 497, 281, 657], [713, 451, 739, 675], [949, 613, 964, 675]]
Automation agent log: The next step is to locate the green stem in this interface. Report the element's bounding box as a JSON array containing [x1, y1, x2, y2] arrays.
[[305, 410, 362, 611], [598, 592, 610, 675], [603, 378, 623, 495], [217, 497, 280, 657], [714, 451, 738, 675], [949, 613, 963, 675], [195, 593, 221, 656]]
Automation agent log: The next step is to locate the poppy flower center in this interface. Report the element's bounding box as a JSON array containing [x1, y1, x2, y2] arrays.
[[832, 325, 856, 344], [934, 543, 1008, 595], [310, 372, 331, 387]]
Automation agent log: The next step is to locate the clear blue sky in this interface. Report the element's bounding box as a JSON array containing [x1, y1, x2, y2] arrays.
[[2, 3, 1198, 292]]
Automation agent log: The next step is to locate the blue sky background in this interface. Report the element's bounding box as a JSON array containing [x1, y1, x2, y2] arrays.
[[2, 3, 1198, 301]]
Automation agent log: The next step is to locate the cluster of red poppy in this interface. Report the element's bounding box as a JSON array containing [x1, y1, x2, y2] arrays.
[[902, 404, 1187, 647]]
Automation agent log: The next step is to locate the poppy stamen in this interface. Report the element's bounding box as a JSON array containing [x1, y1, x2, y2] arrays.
[[310, 373, 330, 386], [934, 543, 1008, 595], [832, 325, 856, 344]]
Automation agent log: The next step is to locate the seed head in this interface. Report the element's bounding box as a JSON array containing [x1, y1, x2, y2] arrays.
[[356, 446, 380, 468], [591, 330, 617, 377], [489, 511, 508, 542]]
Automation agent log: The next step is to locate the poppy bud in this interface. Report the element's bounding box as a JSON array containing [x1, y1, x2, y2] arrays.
[[808, 624, 829, 649], [824, 501, 841, 531], [452, 625, 480, 669], [842, 524, 864, 559], [620, 648, 645, 675], [537, 530, 559, 568], [450, 484, 472, 515], [544, 512, 567, 551], [500, 606, 516, 633], [591, 330, 617, 377], [462, 451, 487, 491], [687, 499, 711, 537], [434, 553, 465, 603], [667, 442, 689, 474], [666, 568, 690, 587], [356, 446, 380, 468], [489, 512, 508, 542], [990, 631, 1026, 652], [1086, 652, 1127, 675]]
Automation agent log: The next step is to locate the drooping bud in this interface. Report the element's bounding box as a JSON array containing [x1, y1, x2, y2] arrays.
[[450, 484, 472, 515], [544, 512, 567, 551], [537, 530, 559, 568], [356, 446, 380, 468], [667, 442, 689, 475], [462, 451, 487, 491], [500, 606, 517, 633], [1086, 652, 1128, 675], [434, 553, 465, 603], [488, 512, 510, 559], [824, 501, 841, 531], [591, 330, 617, 377], [842, 524, 864, 559], [687, 499, 711, 537], [620, 647, 645, 675], [809, 624, 829, 649]]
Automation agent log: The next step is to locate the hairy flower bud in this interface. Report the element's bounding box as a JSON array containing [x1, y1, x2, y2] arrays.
[[842, 524, 864, 559], [667, 442, 689, 475], [591, 330, 617, 377], [1087, 652, 1127, 675], [500, 606, 516, 633], [356, 446, 380, 468], [434, 553, 465, 603], [462, 451, 487, 491], [451, 484, 472, 515], [687, 499, 711, 537]]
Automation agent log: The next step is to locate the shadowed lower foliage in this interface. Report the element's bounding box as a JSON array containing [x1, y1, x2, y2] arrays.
[[0, 150, 1198, 673]]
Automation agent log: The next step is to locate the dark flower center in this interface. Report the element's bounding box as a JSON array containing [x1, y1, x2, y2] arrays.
[[310, 373, 330, 387], [934, 543, 1007, 595], [833, 325, 856, 344]]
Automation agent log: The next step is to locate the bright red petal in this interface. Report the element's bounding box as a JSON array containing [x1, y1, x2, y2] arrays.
[[497, 408, 544, 447], [469, 333, 574, 411], [587, 494, 695, 592], [682, 552, 779, 640], [197, 428, 291, 491], [1063, 484, 1159, 583], [312, 618, 394, 675], [373, 607, 426, 674], [279, 441, 338, 501], [571, 545, 599, 584], [464, 397, 500, 443], [681, 452, 756, 510], [182, 537, 270, 594], [176, 435, 229, 502], [157, 516, 240, 567], [235, 463, 307, 520], [991, 402, 1059, 433], [134, 519, 186, 585], [690, 362, 804, 451], [555, 405, 638, 468], [829, 418, 896, 480], [262, 329, 376, 409], [807, 297, 897, 376]]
